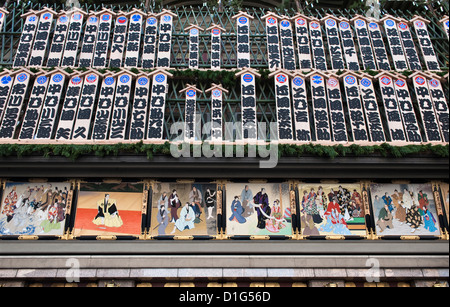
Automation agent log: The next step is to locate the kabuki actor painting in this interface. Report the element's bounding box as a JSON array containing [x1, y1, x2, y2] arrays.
[[226, 183, 292, 236], [298, 183, 366, 236], [0, 182, 71, 236], [370, 183, 441, 236], [73, 182, 145, 237], [150, 182, 218, 237]]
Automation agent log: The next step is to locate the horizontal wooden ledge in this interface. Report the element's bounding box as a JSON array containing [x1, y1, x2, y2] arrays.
[[1, 240, 448, 256]]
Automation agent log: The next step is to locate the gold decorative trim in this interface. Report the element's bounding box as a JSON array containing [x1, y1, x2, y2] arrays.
[[18, 235, 39, 240], [96, 235, 117, 240], [400, 236, 420, 240], [250, 235, 270, 240], [325, 235, 345, 240], [173, 236, 194, 240]]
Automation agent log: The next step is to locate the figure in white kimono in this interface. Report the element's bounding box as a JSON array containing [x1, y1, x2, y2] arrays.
[[171, 202, 195, 234]]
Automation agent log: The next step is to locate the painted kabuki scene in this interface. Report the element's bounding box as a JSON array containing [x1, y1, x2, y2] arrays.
[[440, 183, 449, 225], [0, 182, 71, 236], [298, 183, 366, 236], [226, 183, 292, 236], [73, 182, 145, 237], [150, 182, 218, 236], [370, 183, 441, 236]]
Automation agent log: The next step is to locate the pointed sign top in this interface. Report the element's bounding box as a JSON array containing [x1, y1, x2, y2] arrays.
[[410, 15, 431, 25], [65, 7, 88, 17], [21, 10, 38, 19], [350, 14, 368, 23], [157, 9, 177, 19], [380, 14, 401, 24], [185, 24, 204, 32], [111, 68, 139, 79], [338, 70, 363, 81], [408, 70, 431, 81], [440, 15, 449, 23], [206, 83, 229, 94], [261, 11, 280, 21], [304, 69, 329, 81], [126, 7, 146, 17], [235, 67, 261, 78], [321, 13, 340, 23], [95, 7, 117, 18], [374, 71, 399, 81], [206, 23, 226, 32], [35, 7, 58, 17], [179, 83, 202, 94], [0, 7, 9, 15], [268, 68, 295, 79], [148, 68, 174, 78], [291, 13, 310, 23], [232, 10, 254, 20]]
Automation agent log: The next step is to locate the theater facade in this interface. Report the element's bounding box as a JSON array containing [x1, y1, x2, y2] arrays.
[[0, 1, 448, 287]]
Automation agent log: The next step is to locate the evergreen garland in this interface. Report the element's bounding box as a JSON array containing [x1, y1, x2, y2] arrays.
[[0, 142, 447, 161]]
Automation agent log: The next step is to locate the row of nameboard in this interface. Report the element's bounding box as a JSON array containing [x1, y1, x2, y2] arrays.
[[0, 179, 448, 240], [0, 7, 449, 71]]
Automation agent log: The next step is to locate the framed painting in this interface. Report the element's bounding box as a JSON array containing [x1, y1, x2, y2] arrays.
[[225, 182, 293, 237], [298, 182, 367, 237], [370, 183, 442, 237], [439, 182, 449, 226], [73, 181, 147, 238], [149, 182, 218, 237], [0, 181, 73, 237]]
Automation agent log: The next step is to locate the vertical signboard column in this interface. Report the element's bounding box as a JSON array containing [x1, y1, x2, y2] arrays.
[[207, 24, 225, 70], [61, 9, 86, 67], [359, 76, 386, 143], [279, 17, 296, 71], [309, 18, 327, 71], [382, 16, 408, 71], [109, 71, 134, 140], [342, 73, 369, 142], [397, 20, 422, 71], [411, 73, 442, 143], [206, 84, 228, 142], [92, 10, 114, 68], [411, 17, 441, 71], [29, 9, 56, 67], [262, 12, 281, 71], [147, 70, 173, 141], [185, 24, 203, 69], [46, 13, 70, 67], [393, 76, 422, 143], [156, 10, 176, 68], [72, 71, 100, 140], [55, 74, 84, 140], [236, 69, 260, 142], [18, 72, 49, 140], [109, 13, 129, 68], [326, 75, 348, 143], [377, 74, 406, 142], [293, 14, 312, 70], [92, 75, 116, 141], [323, 15, 345, 71], [129, 74, 150, 140], [0, 70, 32, 139], [124, 10, 145, 68], [271, 70, 294, 141], [291, 74, 311, 142], [428, 76, 449, 143], [353, 16, 377, 70], [141, 14, 158, 69], [35, 70, 67, 140], [367, 20, 391, 71], [13, 12, 39, 67], [338, 19, 360, 71], [77, 14, 99, 68], [309, 72, 331, 142], [0, 71, 14, 123], [233, 11, 253, 69]]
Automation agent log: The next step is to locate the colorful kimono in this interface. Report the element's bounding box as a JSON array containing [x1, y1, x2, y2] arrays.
[[423, 209, 437, 233], [93, 198, 123, 228], [174, 205, 195, 232], [382, 195, 394, 212], [229, 200, 246, 224], [320, 201, 352, 235]]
